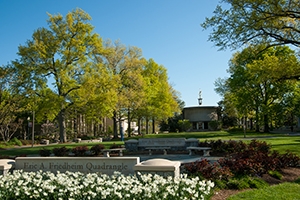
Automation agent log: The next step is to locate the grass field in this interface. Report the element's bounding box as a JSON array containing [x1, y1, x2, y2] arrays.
[[0, 141, 122, 156], [228, 182, 300, 200], [130, 130, 300, 156]]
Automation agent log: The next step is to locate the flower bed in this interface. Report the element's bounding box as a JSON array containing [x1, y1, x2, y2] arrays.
[[185, 139, 300, 190], [0, 170, 214, 200]]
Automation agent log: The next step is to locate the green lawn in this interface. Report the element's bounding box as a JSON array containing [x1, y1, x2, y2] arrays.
[[0, 141, 124, 157], [1, 130, 300, 156], [228, 182, 300, 200], [134, 131, 300, 156]]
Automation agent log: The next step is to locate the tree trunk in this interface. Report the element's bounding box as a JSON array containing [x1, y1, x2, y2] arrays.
[[91, 119, 95, 137], [291, 114, 294, 132], [250, 118, 253, 130], [113, 111, 118, 139], [152, 117, 155, 133], [119, 117, 122, 140], [243, 116, 246, 138], [128, 110, 131, 137], [255, 106, 260, 132], [138, 118, 141, 135], [72, 118, 75, 138], [58, 109, 67, 143], [146, 117, 149, 134], [82, 114, 86, 135], [102, 117, 106, 133], [264, 114, 270, 133]]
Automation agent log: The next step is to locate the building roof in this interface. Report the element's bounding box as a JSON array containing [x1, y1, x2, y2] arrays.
[[183, 105, 218, 109]]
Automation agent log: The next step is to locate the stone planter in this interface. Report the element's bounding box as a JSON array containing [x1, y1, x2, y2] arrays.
[[134, 158, 181, 178], [0, 159, 15, 175]]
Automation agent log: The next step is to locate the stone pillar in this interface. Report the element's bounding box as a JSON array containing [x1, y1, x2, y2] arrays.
[[134, 158, 181, 178]]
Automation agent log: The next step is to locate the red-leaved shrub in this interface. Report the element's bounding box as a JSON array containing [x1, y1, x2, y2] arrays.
[[72, 146, 89, 156]]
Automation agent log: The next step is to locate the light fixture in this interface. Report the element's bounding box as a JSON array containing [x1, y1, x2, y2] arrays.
[[198, 90, 202, 105], [198, 97, 202, 105]]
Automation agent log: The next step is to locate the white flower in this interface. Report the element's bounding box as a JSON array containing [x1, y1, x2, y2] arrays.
[[0, 170, 214, 199]]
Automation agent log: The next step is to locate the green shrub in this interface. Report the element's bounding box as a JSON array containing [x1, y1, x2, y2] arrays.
[[214, 179, 228, 189], [80, 135, 96, 140], [20, 140, 31, 145], [248, 177, 269, 189], [8, 137, 22, 146], [268, 170, 283, 180], [294, 177, 300, 184], [178, 119, 192, 132], [227, 178, 250, 190], [225, 176, 268, 190], [209, 120, 220, 130], [0, 143, 9, 149]]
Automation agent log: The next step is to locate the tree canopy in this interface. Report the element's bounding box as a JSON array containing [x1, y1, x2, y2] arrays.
[[11, 9, 112, 142], [215, 45, 300, 132], [202, 0, 300, 50], [1, 9, 181, 142]]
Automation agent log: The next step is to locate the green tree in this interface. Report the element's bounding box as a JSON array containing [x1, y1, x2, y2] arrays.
[[140, 59, 180, 134], [278, 82, 300, 131], [215, 99, 239, 128], [159, 98, 185, 132], [217, 45, 300, 132], [117, 47, 146, 138], [202, 0, 300, 51], [12, 9, 107, 142], [101, 40, 146, 139], [0, 66, 24, 142]]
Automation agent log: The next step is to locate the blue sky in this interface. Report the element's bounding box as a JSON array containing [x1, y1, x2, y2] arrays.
[[0, 0, 233, 107]]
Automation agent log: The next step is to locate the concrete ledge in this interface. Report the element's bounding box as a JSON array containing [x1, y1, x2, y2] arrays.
[[15, 157, 139, 175]]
